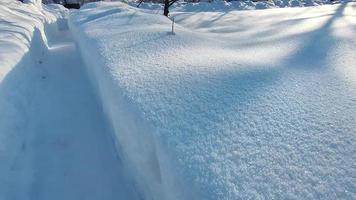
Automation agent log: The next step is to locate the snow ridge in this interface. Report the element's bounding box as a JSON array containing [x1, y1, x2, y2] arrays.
[[69, 3, 196, 199]]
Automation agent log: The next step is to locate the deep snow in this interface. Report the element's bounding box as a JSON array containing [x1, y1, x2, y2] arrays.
[[69, 2, 356, 200], [1, 0, 356, 200], [0, 1, 141, 199]]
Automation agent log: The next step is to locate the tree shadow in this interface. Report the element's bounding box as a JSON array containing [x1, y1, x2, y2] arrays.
[[77, 8, 125, 24], [284, 2, 348, 68]]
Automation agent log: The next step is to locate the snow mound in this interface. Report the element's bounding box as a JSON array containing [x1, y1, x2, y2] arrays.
[[0, 1, 66, 82], [0, 1, 67, 198], [70, 2, 356, 200]]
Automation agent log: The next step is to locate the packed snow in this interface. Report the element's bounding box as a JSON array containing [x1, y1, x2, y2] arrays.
[[0, 1, 140, 199], [69, 1, 356, 200], [1, 0, 356, 200]]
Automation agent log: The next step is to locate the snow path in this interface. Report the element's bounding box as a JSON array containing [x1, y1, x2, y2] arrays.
[[0, 21, 140, 200], [27, 29, 139, 200]]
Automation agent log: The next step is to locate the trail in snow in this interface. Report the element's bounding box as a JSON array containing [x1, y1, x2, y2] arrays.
[[0, 20, 140, 200], [27, 28, 140, 200]]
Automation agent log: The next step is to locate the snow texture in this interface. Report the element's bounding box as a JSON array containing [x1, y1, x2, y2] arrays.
[[0, 1, 141, 199], [69, 1, 356, 200]]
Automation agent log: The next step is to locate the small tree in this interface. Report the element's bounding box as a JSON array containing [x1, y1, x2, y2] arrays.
[[137, 0, 178, 17], [163, 0, 178, 16]]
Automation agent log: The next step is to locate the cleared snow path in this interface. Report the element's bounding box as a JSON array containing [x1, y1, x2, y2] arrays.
[[0, 19, 140, 200]]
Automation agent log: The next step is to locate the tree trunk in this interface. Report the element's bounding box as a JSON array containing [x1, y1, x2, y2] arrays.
[[164, 0, 169, 17]]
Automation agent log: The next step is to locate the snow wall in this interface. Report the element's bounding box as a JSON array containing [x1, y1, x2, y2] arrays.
[[68, 3, 198, 200], [0, 1, 66, 82]]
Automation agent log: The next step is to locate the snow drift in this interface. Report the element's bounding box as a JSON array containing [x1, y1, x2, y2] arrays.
[[0, 0, 66, 82], [0, 1, 69, 199], [69, 3, 193, 200], [69, 2, 356, 200]]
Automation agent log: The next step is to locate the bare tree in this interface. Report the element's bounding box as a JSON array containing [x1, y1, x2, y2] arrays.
[[163, 0, 178, 16], [136, 0, 179, 17]]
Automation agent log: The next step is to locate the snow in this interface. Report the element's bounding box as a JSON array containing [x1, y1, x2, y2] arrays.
[[69, 1, 356, 200], [0, 4, 58, 196], [1, 0, 355, 199], [0, 1, 140, 199], [0, 1, 49, 81], [135, 0, 335, 14]]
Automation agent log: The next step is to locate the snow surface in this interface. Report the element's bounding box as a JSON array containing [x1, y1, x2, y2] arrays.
[[70, 2, 356, 200], [1, 1, 356, 199], [0, 0, 51, 81], [134, 0, 337, 14], [0, 1, 141, 199]]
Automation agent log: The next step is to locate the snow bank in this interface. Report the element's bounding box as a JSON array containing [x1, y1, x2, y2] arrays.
[[69, 3, 196, 199], [0, 1, 66, 198], [70, 2, 356, 200], [0, 0, 66, 82]]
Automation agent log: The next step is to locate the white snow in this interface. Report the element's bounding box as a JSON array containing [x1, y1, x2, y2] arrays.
[[69, 1, 356, 200], [0, 1, 141, 199], [135, 0, 335, 14], [1, 0, 356, 199]]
